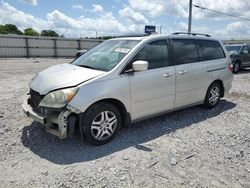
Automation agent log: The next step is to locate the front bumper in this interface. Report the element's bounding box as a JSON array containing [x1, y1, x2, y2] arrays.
[[22, 98, 75, 139], [22, 98, 47, 124]]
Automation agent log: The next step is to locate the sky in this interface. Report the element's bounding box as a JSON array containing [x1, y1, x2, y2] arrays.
[[0, 0, 250, 38]]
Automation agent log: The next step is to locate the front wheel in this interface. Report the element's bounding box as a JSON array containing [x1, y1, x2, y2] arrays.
[[203, 82, 222, 109], [80, 102, 121, 145]]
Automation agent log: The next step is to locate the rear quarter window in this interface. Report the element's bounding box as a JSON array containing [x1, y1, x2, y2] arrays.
[[172, 39, 199, 65], [197, 40, 225, 61]]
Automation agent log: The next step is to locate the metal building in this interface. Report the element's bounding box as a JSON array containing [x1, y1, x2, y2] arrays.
[[0, 34, 103, 58]]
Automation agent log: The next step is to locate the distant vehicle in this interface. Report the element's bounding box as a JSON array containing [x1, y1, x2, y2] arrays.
[[76, 49, 88, 58], [22, 32, 233, 145], [225, 44, 250, 73]]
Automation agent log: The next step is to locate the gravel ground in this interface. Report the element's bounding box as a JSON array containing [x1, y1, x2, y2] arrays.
[[0, 58, 249, 188]]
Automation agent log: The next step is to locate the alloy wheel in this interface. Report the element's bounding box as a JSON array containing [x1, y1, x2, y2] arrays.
[[91, 111, 117, 141], [208, 86, 220, 105]]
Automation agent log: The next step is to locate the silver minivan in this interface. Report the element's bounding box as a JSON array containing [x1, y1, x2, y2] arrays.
[[22, 33, 233, 145]]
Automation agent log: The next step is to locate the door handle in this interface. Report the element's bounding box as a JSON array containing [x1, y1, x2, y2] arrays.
[[178, 70, 188, 75], [163, 72, 173, 77]]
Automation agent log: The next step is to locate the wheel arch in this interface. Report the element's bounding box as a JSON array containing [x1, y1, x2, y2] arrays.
[[233, 58, 241, 64], [86, 98, 131, 127], [210, 79, 225, 98]]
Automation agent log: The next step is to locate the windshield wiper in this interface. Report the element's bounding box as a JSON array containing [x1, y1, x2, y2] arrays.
[[77, 64, 108, 72], [77, 65, 96, 70]]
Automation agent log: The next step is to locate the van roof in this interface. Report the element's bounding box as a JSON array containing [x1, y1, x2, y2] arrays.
[[111, 33, 219, 42]]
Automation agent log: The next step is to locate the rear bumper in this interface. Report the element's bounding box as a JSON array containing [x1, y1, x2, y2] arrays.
[[223, 76, 233, 92]]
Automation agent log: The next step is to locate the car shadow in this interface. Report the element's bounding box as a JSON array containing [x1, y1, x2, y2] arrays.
[[21, 99, 236, 164], [238, 68, 250, 74]]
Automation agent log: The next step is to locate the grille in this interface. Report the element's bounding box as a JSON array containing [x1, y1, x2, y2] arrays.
[[29, 89, 45, 112]]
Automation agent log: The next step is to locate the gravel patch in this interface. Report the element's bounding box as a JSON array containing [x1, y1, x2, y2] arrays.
[[0, 59, 249, 188]]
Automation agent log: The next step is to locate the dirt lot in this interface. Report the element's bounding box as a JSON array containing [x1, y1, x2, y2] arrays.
[[0, 58, 249, 188]]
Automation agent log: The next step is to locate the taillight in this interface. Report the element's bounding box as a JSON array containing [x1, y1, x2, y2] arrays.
[[228, 63, 233, 72]]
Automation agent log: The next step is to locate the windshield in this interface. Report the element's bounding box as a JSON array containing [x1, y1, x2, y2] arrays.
[[73, 40, 139, 71], [225, 45, 242, 53]]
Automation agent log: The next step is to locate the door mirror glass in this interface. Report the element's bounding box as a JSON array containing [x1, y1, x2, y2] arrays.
[[242, 49, 248, 54], [132, 61, 148, 72]]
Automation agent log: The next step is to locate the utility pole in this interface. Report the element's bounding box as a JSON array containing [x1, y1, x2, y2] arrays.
[[188, 0, 192, 34]]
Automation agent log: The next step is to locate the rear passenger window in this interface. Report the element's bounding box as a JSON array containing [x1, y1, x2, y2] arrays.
[[198, 40, 225, 60], [172, 39, 199, 65], [131, 40, 169, 69]]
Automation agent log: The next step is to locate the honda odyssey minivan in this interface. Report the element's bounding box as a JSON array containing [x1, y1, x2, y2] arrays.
[[22, 33, 233, 145]]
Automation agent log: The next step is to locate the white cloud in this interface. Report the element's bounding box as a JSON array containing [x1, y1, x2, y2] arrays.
[[47, 9, 127, 36], [127, 0, 188, 17], [92, 4, 104, 13], [126, 0, 250, 21], [192, 0, 250, 19], [72, 4, 83, 10], [19, 0, 38, 6], [0, 1, 47, 31], [0, 2, 127, 37], [1, 1, 250, 38], [119, 6, 148, 24], [214, 21, 250, 39]]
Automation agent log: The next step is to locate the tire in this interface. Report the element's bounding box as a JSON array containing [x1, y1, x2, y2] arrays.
[[233, 61, 241, 73], [80, 102, 121, 145], [203, 82, 222, 109]]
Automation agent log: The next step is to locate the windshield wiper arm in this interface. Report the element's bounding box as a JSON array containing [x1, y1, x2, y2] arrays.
[[77, 65, 95, 70]]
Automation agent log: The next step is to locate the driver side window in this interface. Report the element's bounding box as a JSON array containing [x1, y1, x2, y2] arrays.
[[129, 40, 169, 70], [242, 46, 248, 53]]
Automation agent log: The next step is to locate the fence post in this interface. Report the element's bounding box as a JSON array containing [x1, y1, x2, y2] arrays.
[[54, 39, 57, 58], [25, 37, 30, 58], [78, 40, 81, 50]]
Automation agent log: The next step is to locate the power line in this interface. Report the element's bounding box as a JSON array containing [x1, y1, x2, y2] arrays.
[[193, 4, 250, 22]]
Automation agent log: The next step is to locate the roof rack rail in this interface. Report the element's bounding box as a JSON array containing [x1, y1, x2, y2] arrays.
[[172, 32, 211, 37], [115, 33, 150, 38]]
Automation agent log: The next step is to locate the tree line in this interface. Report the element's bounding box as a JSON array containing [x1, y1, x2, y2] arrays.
[[0, 24, 64, 37], [0, 24, 117, 39]]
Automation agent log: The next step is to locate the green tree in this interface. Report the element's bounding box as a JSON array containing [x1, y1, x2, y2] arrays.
[[0, 24, 23, 35], [41, 30, 59, 37], [24, 28, 39, 36], [0, 25, 8, 34]]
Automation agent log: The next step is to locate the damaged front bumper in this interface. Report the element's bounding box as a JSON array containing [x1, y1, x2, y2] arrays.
[[22, 98, 77, 139]]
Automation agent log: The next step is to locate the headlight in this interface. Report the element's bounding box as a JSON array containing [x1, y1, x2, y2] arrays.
[[39, 87, 79, 108]]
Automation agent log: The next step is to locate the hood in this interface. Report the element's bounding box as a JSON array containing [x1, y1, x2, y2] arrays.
[[228, 51, 238, 55], [30, 63, 105, 95]]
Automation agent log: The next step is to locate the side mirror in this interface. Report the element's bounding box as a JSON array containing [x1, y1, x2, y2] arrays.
[[132, 61, 148, 72], [242, 49, 248, 54]]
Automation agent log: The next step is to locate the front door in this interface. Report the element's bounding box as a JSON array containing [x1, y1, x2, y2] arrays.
[[241, 46, 250, 67], [127, 40, 175, 120]]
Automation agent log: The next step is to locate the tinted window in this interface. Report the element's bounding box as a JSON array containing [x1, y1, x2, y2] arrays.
[[198, 40, 225, 61], [225, 45, 242, 53], [242, 46, 249, 53], [172, 39, 199, 65], [131, 40, 169, 69]]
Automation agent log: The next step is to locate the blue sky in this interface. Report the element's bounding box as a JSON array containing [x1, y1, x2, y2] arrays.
[[0, 0, 250, 38]]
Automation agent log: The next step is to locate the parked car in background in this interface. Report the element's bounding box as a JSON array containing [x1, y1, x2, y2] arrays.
[[225, 44, 250, 73], [22, 32, 233, 145], [76, 49, 88, 58]]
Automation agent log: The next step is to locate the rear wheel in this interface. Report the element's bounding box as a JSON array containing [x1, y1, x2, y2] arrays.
[[80, 102, 121, 145], [233, 61, 241, 73], [203, 82, 222, 109]]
